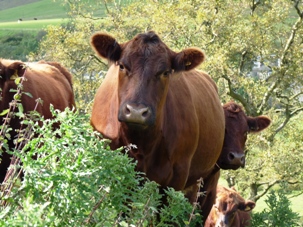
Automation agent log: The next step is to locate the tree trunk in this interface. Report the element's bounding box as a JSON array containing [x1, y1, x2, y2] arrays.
[[249, 183, 258, 201]]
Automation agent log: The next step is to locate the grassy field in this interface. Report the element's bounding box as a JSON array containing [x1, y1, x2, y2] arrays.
[[0, 19, 67, 30], [0, 0, 40, 11], [0, 0, 67, 22]]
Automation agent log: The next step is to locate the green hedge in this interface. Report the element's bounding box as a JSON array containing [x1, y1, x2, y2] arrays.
[[0, 107, 201, 226]]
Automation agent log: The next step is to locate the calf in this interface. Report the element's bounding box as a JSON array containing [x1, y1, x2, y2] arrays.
[[205, 185, 255, 227]]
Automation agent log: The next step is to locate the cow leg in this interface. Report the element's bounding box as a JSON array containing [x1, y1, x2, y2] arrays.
[[198, 187, 217, 226], [198, 171, 220, 226]]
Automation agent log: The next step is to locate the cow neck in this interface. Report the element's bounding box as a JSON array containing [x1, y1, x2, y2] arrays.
[[120, 122, 162, 153], [214, 163, 221, 173], [119, 122, 164, 173], [204, 163, 221, 182]]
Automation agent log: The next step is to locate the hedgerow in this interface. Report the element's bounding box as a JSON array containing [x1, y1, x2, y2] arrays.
[[0, 108, 201, 226]]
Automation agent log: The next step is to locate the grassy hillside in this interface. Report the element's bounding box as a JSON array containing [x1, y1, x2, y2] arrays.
[[0, 0, 67, 22], [0, 0, 40, 10]]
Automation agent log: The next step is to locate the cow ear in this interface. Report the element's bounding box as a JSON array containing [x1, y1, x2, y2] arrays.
[[172, 48, 205, 72], [242, 200, 256, 212], [90, 33, 122, 62], [247, 116, 271, 132], [7, 62, 26, 80]]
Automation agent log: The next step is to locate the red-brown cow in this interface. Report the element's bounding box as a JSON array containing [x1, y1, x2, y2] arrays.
[[90, 31, 225, 217], [189, 102, 270, 225], [0, 59, 76, 182], [205, 185, 256, 227]]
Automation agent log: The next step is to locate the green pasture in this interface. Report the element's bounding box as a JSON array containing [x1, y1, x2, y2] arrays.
[[0, 0, 67, 22], [0, 19, 67, 31], [0, 0, 40, 11], [0, 0, 135, 23]]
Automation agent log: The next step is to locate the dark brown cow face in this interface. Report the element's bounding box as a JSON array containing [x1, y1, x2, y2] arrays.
[[91, 31, 204, 129], [217, 102, 271, 170], [213, 186, 255, 227]]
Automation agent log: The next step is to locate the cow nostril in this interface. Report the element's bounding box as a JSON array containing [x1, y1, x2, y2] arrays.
[[228, 152, 235, 160], [120, 104, 153, 125], [142, 109, 149, 117], [125, 105, 131, 115]]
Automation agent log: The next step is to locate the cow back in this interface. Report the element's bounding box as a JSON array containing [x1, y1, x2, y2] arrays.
[[0, 59, 75, 182]]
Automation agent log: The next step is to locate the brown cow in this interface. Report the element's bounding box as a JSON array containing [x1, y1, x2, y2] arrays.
[[90, 31, 225, 219], [0, 59, 76, 182], [186, 102, 270, 225], [204, 185, 256, 227], [219, 102, 271, 169]]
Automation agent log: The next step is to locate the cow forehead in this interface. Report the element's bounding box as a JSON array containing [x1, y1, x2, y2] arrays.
[[120, 32, 172, 67], [225, 111, 248, 132], [126, 32, 168, 51], [217, 188, 244, 205]]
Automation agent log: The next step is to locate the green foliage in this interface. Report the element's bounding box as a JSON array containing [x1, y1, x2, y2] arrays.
[[158, 188, 202, 226], [251, 187, 301, 227], [0, 31, 45, 61], [0, 108, 199, 226]]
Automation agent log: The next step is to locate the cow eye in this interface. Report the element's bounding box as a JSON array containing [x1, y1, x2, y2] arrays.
[[163, 70, 171, 77], [119, 63, 125, 71]]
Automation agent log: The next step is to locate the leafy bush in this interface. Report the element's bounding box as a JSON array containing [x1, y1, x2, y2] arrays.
[[0, 108, 200, 226], [0, 31, 45, 61], [251, 187, 301, 227]]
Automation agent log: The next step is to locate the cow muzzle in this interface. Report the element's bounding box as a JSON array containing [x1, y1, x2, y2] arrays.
[[118, 103, 153, 127], [227, 152, 245, 169]]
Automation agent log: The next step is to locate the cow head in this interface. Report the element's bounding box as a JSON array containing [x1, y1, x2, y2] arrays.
[[217, 102, 271, 170], [91, 31, 204, 129], [213, 186, 255, 227], [0, 59, 26, 89]]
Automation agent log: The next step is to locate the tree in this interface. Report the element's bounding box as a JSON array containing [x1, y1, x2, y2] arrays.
[[32, 0, 303, 202]]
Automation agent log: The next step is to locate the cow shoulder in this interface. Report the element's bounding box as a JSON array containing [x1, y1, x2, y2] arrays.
[[90, 64, 121, 143], [38, 61, 73, 89]]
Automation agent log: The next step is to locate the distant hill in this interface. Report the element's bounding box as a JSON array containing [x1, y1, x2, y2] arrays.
[[0, 0, 40, 10], [0, 0, 67, 22]]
